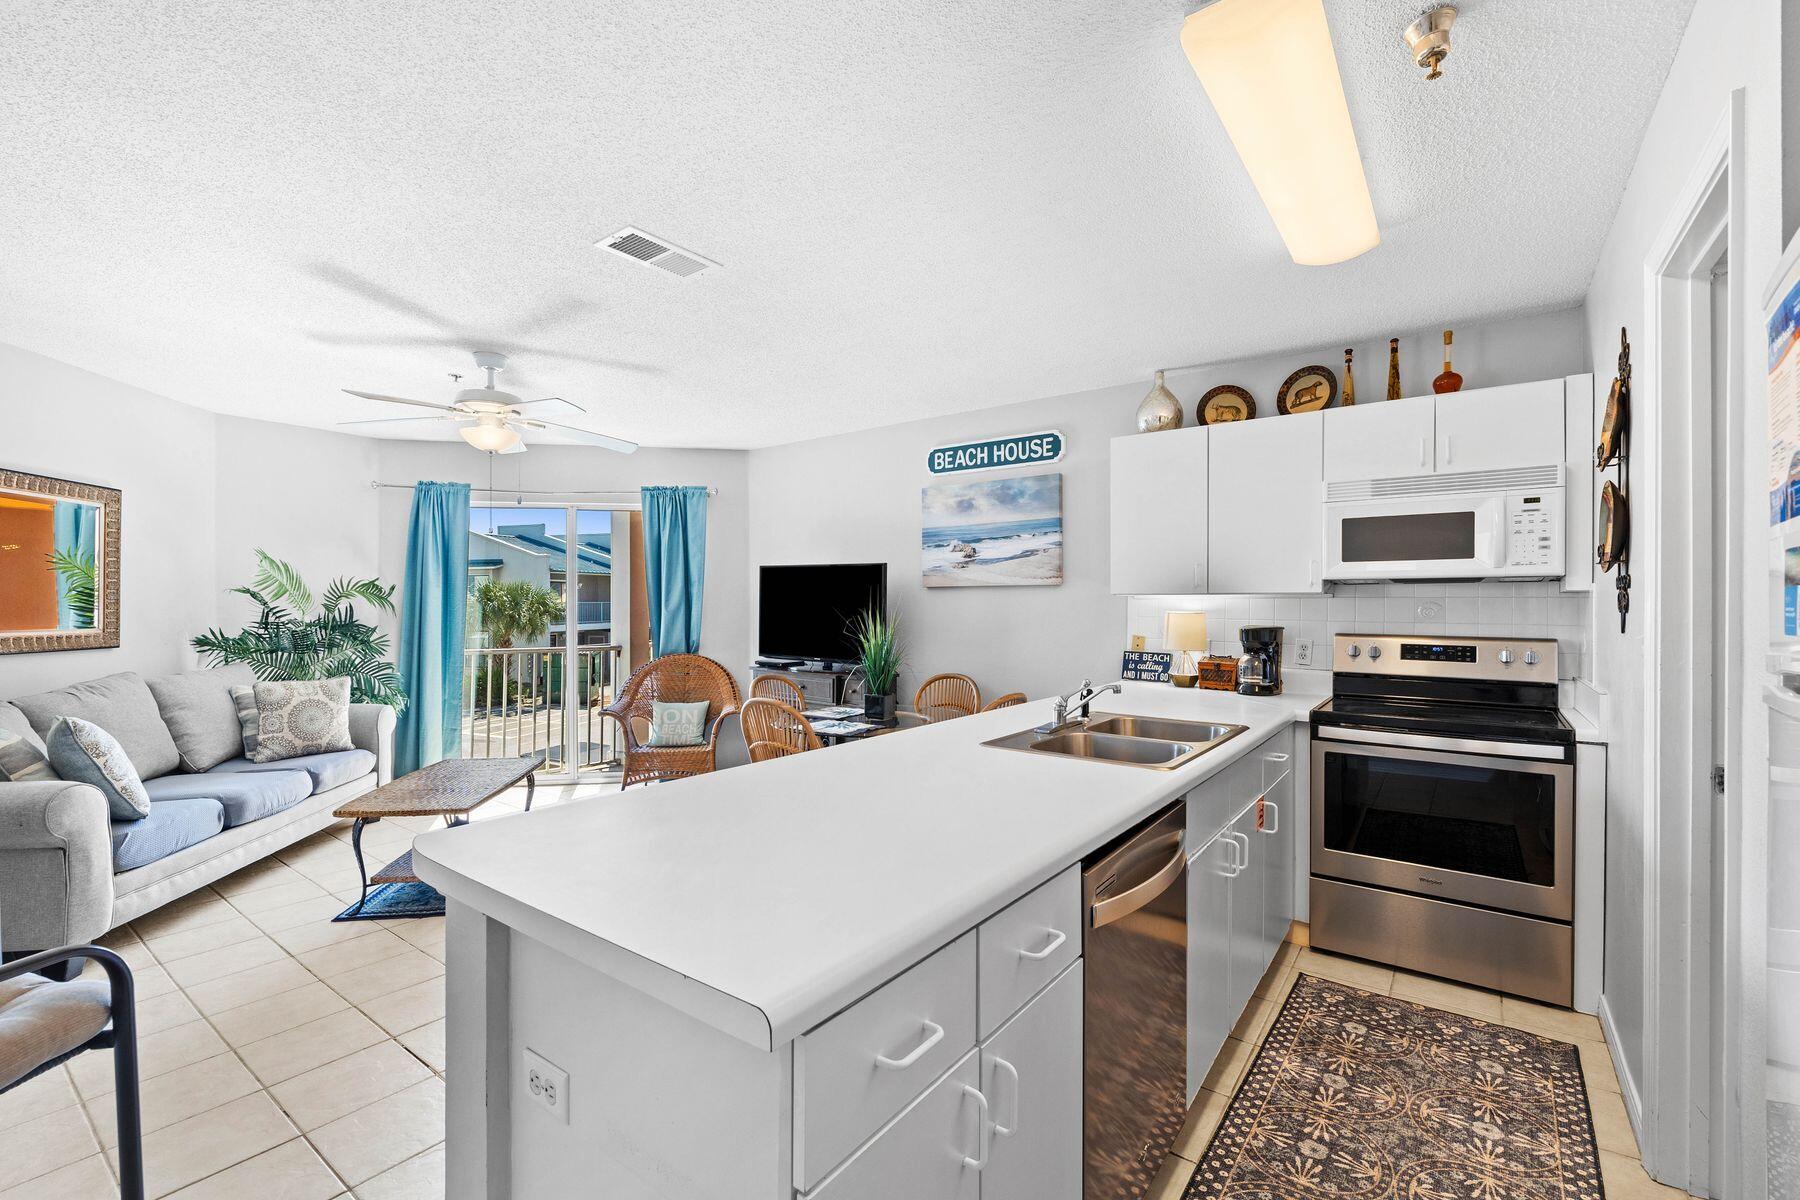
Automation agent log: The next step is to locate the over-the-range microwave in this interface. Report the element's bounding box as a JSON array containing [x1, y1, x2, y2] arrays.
[[1322, 466, 1565, 583]]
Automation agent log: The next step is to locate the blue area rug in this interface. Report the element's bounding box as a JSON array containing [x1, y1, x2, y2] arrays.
[[333, 881, 445, 922]]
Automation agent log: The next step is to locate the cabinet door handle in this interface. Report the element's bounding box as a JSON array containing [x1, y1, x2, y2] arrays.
[[1017, 928, 1067, 961], [1228, 831, 1251, 868], [1221, 835, 1243, 877], [1419, 437, 1428, 469], [962, 1084, 991, 1169], [991, 1056, 1021, 1137], [1260, 798, 1280, 835], [1444, 434, 1454, 465], [875, 1020, 944, 1070]]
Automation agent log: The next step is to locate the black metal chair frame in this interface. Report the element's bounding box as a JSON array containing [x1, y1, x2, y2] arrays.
[[0, 945, 143, 1199]]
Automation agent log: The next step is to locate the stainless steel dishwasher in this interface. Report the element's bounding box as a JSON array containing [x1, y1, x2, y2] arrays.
[[1083, 801, 1187, 1200]]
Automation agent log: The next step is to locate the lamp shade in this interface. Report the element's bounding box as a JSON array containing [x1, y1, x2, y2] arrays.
[[459, 418, 521, 453], [1180, 0, 1380, 266], [1164, 611, 1209, 653]]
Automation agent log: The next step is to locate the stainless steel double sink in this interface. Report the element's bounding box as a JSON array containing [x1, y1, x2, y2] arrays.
[[982, 713, 1247, 770]]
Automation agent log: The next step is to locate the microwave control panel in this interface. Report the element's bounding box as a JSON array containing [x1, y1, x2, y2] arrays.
[[1506, 493, 1558, 569]]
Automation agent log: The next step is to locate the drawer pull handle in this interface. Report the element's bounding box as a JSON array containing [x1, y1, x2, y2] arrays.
[[1017, 928, 1067, 961], [962, 1084, 991, 1169], [1261, 798, 1280, 835], [991, 1056, 1021, 1137], [875, 1020, 944, 1070]]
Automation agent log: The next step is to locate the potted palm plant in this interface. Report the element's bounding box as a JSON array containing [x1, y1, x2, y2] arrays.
[[851, 608, 902, 722]]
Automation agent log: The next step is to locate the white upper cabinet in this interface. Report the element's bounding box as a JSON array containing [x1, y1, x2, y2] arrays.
[[1207, 412, 1324, 594], [1110, 424, 1208, 595], [1433, 379, 1565, 473], [1322, 396, 1434, 482]]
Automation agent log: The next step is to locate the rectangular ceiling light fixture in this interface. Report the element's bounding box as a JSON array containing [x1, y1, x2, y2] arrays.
[[1181, 0, 1380, 266], [597, 227, 720, 278]]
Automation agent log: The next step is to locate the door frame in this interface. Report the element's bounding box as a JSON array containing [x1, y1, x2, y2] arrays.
[[1637, 90, 1746, 1192]]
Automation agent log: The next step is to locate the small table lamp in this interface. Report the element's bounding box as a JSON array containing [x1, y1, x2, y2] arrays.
[[1164, 611, 1208, 688]]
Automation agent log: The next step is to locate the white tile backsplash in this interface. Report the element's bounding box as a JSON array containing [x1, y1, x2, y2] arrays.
[[1131, 580, 1591, 680]]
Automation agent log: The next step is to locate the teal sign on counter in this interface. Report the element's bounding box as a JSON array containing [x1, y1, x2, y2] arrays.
[[927, 430, 1064, 475]]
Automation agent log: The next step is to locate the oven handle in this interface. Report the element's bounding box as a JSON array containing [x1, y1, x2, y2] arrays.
[[1314, 725, 1566, 762]]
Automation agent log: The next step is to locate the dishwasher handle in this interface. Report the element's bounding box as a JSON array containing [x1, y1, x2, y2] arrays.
[[1090, 839, 1186, 929]]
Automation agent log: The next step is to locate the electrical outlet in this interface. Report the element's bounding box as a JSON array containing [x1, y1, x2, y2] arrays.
[[523, 1048, 569, 1124], [1129, 634, 1146, 652], [1295, 641, 1314, 667]]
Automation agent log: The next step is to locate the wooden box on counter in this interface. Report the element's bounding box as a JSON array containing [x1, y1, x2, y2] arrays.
[[1196, 656, 1239, 691]]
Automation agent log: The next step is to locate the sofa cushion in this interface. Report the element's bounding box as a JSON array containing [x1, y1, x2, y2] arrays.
[[46, 717, 152, 820], [12, 672, 180, 781], [245, 679, 354, 764], [0, 703, 56, 783], [111, 798, 225, 872], [0, 702, 47, 756], [144, 769, 312, 829], [210, 748, 377, 794], [146, 665, 257, 774], [0, 973, 112, 1091]]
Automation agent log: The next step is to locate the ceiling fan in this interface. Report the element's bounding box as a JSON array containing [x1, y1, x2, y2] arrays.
[[337, 351, 638, 455]]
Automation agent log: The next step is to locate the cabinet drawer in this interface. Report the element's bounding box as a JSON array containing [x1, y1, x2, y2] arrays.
[[796, 933, 977, 1190], [977, 866, 1079, 1037], [804, 1049, 982, 1200]]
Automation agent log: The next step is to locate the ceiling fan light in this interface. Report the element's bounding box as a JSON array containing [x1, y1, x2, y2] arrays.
[[1181, 0, 1380, 266], [460, 418, 521, 453]]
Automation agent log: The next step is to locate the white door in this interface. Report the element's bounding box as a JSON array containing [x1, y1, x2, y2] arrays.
[[1208, 412, 1325, 594], [806, 1050, 983, 1200], [1433, 380, 1565, 473], [1187, 829, 1235, 1103], [1228, 805, 1265, 1019], [1110, 426, 1209, 594], [1322, 396, 1435, 482], [1259, 745, 1295, 964], [980, 963, 1082, 1200]]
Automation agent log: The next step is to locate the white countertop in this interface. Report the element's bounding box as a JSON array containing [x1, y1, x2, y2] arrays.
[[412, 681, 1323, 1050]]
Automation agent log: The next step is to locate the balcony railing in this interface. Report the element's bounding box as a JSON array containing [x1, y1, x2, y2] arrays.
[[461, 645, 624, 774], [548, 600, 612, 630]]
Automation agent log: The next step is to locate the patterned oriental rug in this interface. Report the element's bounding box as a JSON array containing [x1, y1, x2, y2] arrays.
[[1186, 974, 1604, 1200]]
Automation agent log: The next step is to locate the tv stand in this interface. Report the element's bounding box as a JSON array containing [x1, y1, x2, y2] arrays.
[[748, 661, 867, 709]]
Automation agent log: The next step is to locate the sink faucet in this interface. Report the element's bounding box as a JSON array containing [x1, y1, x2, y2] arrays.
[[1040, 680, 1124, 732]]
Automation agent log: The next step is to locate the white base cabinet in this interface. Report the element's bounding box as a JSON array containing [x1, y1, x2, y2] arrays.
[[807, 1050, 984, 1200], [979, 962, 1084, 1200]]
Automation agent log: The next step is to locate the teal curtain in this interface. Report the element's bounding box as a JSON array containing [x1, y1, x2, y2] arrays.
[[395, 482, 470, 775], [52, 502, 97, 630], [642, 485, 708, 656]]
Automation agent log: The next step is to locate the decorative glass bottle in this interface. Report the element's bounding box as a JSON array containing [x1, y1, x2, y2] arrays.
[[1386, 338, 1402, 401], [1342, 349, 1356, 405], [1433, 330, 1464, 393]]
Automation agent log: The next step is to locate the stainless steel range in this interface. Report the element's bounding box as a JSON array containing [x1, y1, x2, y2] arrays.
[[1309, 634, 1575, 1006]]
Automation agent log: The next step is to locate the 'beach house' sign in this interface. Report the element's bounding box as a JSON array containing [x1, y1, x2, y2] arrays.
[[927, 430, 1064, 476]]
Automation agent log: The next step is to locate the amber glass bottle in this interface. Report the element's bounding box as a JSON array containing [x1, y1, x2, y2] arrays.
[[1385, 338, 1402, 401], [1434, 330, 1464, 393]]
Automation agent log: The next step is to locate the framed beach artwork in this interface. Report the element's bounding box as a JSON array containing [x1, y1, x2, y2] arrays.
[[921, 472, 1063, 587]]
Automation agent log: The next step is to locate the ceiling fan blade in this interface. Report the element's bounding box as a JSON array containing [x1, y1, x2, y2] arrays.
[[335, 415, 456, 428], [531, 419, 639, 455], [497, 440, 529, 455], [510, 396, 583, 417], [342, 389, 458, 411]]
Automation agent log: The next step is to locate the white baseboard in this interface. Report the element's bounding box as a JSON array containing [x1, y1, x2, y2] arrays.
[[1598, 993, 1647, 1151]]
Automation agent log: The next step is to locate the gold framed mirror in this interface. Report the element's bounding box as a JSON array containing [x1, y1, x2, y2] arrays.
[[0, 469, 121, 654]]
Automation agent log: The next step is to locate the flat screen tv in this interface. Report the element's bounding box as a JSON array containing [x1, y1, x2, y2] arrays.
[[758, 563, 887, 664]]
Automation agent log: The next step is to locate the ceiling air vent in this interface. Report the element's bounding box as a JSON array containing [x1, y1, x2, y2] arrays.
[[597, 227, 719, 279]]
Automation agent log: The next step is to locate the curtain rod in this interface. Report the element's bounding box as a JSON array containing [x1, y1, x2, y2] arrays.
[[368, 482, 719, 497]]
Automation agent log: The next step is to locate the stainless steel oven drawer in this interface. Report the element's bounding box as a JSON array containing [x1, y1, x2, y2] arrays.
[[1310, 876, 1572, 1007]]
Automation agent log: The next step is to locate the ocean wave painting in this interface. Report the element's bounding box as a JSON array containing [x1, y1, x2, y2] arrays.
[[922, 472, 1062, 587]]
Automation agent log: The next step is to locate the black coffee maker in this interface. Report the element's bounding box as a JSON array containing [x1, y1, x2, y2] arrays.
[[1237, 626, 1283, 696]]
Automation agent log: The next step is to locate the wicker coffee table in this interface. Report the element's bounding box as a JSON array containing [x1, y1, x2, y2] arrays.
[[334, 756, 538, 915]]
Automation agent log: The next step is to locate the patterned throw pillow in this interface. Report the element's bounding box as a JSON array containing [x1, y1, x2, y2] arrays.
[[0, 727, 57, 783], [45, 717, 152, 819], [242, 678, 354, 764], [648, 700, 710, 747], [228, 684, 262, 759]]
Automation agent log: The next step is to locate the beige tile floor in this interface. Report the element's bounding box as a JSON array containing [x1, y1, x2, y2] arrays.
[[5, 781, 1686, 1200], [1146, 938, 1686, 1200], [0, 778, 611, 1200]]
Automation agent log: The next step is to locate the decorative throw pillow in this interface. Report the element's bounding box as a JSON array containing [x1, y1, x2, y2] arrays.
[[245, 678, 354, 764], [228, 685, 262, 759], [45, 717, 151, 820], [0, 727, 57, 783], [648, 700, 710, 747]]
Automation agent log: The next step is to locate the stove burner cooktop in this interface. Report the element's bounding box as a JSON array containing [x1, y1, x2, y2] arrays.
[[1310, 694, 1574, 747]]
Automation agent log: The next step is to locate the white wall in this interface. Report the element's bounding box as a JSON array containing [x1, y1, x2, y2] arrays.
[[1578, 0, 1784, 1181], [372, 441, 751, 673], [746, 309, 1588, 705]]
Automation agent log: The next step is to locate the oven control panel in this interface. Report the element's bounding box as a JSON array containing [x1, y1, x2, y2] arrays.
[[1333, 635, 1558, 683]]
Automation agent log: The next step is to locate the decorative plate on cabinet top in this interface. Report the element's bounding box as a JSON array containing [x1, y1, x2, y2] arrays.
[[1199, 384, 1256, 424], [1276, 365, 1337, 414]]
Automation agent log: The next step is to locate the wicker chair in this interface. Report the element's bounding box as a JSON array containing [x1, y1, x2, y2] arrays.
[[750, 673, 807, 710], [742, 697, 825, 763], [913, 673, 981, 723], [601, 654, 743, 788], [981, 692, 1027, 712]]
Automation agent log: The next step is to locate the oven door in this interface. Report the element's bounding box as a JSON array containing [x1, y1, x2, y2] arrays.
[[1311, 730, 1573, 920], [1323, 493, 1503, 581]]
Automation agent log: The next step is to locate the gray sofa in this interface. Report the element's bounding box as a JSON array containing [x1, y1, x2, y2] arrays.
[[0, 667, 394, 956]]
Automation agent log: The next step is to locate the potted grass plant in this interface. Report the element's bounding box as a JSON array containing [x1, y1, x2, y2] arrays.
[[851, 608, 902, 722]]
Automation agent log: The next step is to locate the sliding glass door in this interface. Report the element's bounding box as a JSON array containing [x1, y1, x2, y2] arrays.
[[462, 504, 633, 783]]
